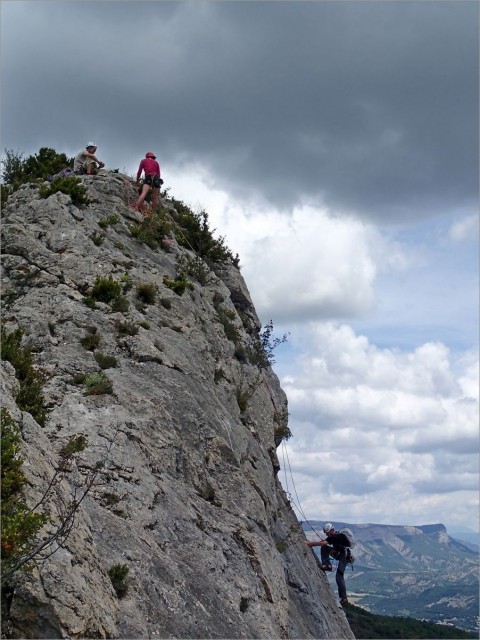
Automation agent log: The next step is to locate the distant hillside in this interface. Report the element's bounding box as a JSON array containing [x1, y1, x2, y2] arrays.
[[344, 603, 475, 639], [303, 521, 479, 635]]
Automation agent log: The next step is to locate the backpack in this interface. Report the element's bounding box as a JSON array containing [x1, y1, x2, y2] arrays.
[[339, 528, 356, 548], [47, 167, 75, 182]]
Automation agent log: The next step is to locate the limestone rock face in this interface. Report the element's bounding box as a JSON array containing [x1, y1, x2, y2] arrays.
[[1, 175, 354, 639]]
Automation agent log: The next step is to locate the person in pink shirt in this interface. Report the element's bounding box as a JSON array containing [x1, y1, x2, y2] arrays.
[[133, 151, 163, 213]]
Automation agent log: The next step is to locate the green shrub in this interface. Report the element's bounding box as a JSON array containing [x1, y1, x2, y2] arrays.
[[39, 176, 90, 207], [103, 492, 121, 506], [90, 275, 122, 303], [98, 215, 120, 229], [84, 371, 113, 395], [129, 210, 171, 249], [163, 275, 190, 296], [1, 184, 13, 211], [160, 298, 172, 310], [136, 282, 156, 305], [218, 310, 241, 344], [94, 353, 117, 369], [169, 198, 237, 265], [273, 411, 292, 443], [176, 254, 212, 285], [72, 373, 86, 384], [59, 434, 88, 460], [0, 327, 47, 426], [108, 564, 129, 598], [83, 296, 98, 309], [248, 321, 289, 369], [1, 409, 49, 572], [91, 232, 105, 246], [117, 321, 139, 337], [138, 320, 150, 330], [120, 274, 133, 292], [80, 332, 101, 351], [2, 147, 74, 191], [110, 295, 130, 313]]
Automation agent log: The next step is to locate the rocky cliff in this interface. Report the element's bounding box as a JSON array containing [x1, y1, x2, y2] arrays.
[[1, 174, 354, 639]]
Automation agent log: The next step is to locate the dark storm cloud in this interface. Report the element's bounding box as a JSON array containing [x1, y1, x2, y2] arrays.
[[2, 1, 478, 222]]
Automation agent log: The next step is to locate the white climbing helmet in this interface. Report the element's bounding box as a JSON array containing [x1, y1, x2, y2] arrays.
[[86, 141, 97, 149], [323, 522, 334, 534]]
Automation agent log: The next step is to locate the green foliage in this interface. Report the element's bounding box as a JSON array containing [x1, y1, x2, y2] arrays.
[[84, 371, 113, 395], [344, 603, 475, 639], [169, 198, 238, 265], [80, 331, 101, 351], [160, 298, 172, 310], [275, 540, 288, 553], [108, 564, 129, 598], [102, 492, 121, 506], [117, 321, 139, 337], [129, 209, 171, 249], [59, 434, 88, 460], [217, 309, 241, 344], [138, 320, 150, 330], [248, 321, 289, 369], [163, 275, 190, 296], [2, 147, 75, 196], [98, 215, 120, 229], [72, 373, 86, 385], [91, 232, 105, 246], [1, 409, 49, 570], [176, 254, 212, 285], [273, 409, 292, 443], [94, 352, 117, 369], [120, 274, 133, 292], [90, 275, 122, 303], [136, 282, 156, 305], [39, 176, 90, 207], [1, 183, 13, 211], [274, 424, 292, 443], [0, 327, 47, 426], [110, 295, 130, 313], [1, 149, 25, 189]]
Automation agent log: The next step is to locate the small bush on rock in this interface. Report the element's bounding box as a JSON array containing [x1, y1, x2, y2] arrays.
[[80, 332, 101, 351], [84, 371, 113, 395], [98, 215, 120, 229], [91, 275, 122, 303], [39, 176, 90, 207], [136, 282, 156, 305], [117, 321, 139, 337], [94, 353, 117, 369], [163, 275, 190, 296], [108, 564, 129, 598], [0, 327, 47, 426]]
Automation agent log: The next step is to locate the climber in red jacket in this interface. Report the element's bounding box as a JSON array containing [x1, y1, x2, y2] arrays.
[[132, 151, 163, 214]]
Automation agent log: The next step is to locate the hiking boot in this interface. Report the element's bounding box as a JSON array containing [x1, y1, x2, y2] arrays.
[[321, 564, 333, 572], [340, 598, 349, 606]]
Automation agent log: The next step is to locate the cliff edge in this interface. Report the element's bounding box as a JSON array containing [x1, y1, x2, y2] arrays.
[[1, 174, 354, 639]]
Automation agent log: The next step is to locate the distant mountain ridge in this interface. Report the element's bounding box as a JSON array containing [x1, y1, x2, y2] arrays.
[[303, 521, 479, 635]]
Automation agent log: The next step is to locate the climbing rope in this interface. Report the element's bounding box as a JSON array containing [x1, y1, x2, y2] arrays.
[[281, 439, 324, 541]]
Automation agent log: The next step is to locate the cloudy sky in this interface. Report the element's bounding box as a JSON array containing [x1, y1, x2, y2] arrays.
[[2, 1, 478, 534]]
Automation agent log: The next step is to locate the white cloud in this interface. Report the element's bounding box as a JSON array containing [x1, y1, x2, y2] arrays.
[[280, 322, 479, 530], [166, 165, 389, 323], [448, 214, 479, 243]]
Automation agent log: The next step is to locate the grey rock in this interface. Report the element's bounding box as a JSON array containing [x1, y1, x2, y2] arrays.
[[1, 174, 353, 639]]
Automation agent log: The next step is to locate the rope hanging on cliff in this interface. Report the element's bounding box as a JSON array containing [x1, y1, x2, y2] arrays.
[[281, 439, 324, 541]]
